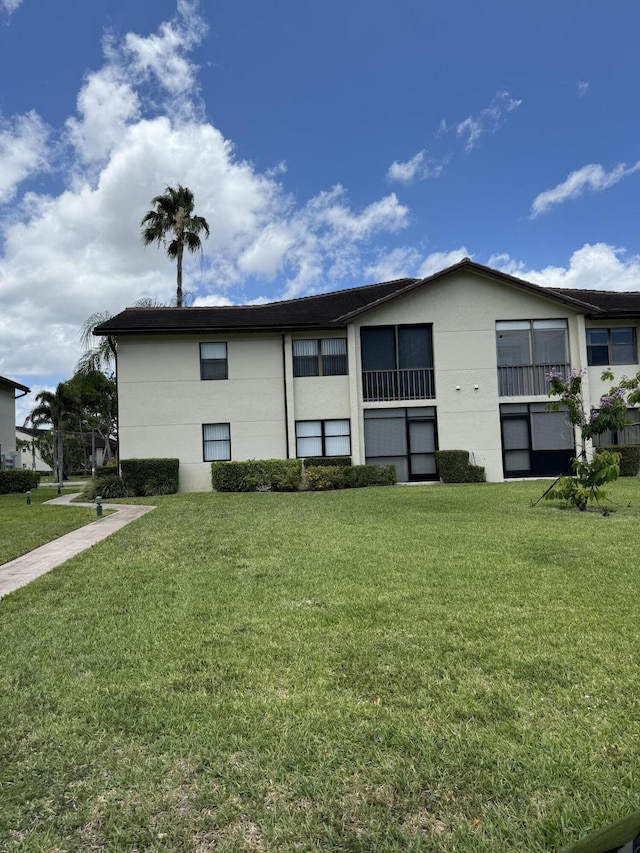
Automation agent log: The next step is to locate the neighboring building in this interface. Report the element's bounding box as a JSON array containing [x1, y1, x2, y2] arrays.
[[15, 426, 116, 473], [0, 375, 30, 470], [95, 259, 640, 493]]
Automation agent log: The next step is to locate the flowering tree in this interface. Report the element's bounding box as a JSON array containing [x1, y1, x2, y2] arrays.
[[545, 368, 640, 510]]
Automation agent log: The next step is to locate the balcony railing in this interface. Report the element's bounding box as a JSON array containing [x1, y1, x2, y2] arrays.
[[498, 363, 570, 397], [362, 368, 435, 402]]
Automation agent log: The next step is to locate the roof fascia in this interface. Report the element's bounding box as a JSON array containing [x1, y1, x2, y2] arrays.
[[94, 322, 348, 337], [0, 375, 30, 394]]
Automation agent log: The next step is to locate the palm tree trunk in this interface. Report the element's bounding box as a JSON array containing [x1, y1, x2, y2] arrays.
[[57, 420, 64, 489], [176, 240, 184, 308]]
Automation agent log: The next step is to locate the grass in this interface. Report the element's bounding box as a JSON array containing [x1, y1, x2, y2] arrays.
[[1, 480, 640, 851], [0, 487, 97, 565]]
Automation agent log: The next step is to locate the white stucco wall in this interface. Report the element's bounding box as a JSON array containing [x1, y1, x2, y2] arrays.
[[0, 384, 17, 456], [350, 270, 582, 482]]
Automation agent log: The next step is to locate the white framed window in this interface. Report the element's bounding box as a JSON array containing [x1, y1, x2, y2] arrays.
[[200, 342, 228, 380], [295, 419, 351, 457], [203, 423, 231, 461], [293, 338, 347, 377]]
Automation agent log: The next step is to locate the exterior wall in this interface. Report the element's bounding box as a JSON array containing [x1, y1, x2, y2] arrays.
[[350, 270, 582, 482], [15, 429, 53, 472], [0, 383, 16, 456], [117, 334, 288, 492]]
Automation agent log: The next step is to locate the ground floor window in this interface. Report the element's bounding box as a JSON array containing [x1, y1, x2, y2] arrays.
[[364, 406, 437, 482], [203, 423, 231, 461], [295, 419, 351, 457], [500, 403, 574, 477]]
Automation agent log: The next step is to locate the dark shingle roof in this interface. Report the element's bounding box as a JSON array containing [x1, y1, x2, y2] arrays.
[[549, 289, 640, 317], [94, 259, 640, 337], [0, 375, 30, 394]]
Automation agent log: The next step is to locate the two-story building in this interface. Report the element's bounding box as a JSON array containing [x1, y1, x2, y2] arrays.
[[0, 375, 30, 470], [95, 258, 640, 492]]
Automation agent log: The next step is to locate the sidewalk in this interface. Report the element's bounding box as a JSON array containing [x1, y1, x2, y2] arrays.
[[0, 494, 156, 599]]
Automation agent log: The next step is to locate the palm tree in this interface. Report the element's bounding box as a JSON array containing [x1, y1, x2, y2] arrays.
[[30, 383, 79, 489], [140, 185, 210, 308]]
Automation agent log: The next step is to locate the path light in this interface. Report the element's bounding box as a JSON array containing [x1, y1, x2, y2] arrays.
[[26, 490, 31, 506], [96, 496, 103, 518]]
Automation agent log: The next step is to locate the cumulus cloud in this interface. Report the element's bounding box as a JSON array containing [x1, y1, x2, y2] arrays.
[[0, 3, 413, 382], [386, 150, 444, 185], [489, 243, 640, 292], [0, 111, 49, 202], [418, 248, 469, 278], [364, 247, 421, 282], [530, 161, 640, 218], [456, 90, 522, 151]]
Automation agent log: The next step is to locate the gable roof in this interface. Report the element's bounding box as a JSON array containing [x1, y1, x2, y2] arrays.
[[549, 289, 640, 317], [94, 258, 640, 338], [0, 375, 30, 395]]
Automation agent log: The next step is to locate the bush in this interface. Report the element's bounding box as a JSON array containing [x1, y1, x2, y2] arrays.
[[81, 476, 131, 501], [435, 450, 486, 484], [305, 464, 397, 491], [94, 463, 118, 477], [211, 459, 302, 492], [120, 458, 179, 496], [597, 445, 640, 477], [0, 469, 41, 494], [303, 456, 352, 468]]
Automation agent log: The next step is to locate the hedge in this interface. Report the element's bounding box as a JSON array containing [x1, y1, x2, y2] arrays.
[[597, 445, 640, 477], [120, 458, 180, 496], [0, 469, 41, 494], [435, 450, 486, 484], [82, 476, 132, 501], [305, 464, 396, 491], [211, 459, 302, 492], [94, 463, 118, 477], [303, 456, 352, 468]]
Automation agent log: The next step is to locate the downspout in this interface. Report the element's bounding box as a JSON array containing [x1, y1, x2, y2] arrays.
[[281, 333, 289, 458]]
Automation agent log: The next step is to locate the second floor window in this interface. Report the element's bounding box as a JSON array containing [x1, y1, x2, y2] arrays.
[[293, 338, 348, 377], [586, 327, 637, 366], [200, 342, 228, 380], [496, 319, 568, 367]]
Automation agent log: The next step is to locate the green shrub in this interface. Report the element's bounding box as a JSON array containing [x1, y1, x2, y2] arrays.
[[120, 458, 179, 496], [95, 463, 118, 477], [211, 459, 302, 492], [597, 445, 640, 477], [435, 450, 486, 484], [0, 469, 41, 494], [306, 464, 397, 491], [305, 466, 345, 490], [303, 456, 352, 468], [82, 476, 131, 501]]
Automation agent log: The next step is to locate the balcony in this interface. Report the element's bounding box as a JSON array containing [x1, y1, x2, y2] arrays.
[[498, 363, 570, 397], [362, 368, 435, 402]]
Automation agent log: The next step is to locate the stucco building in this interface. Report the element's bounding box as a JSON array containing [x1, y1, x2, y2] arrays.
[[95, 259, 640, 492], [0, 375, 30, 470]]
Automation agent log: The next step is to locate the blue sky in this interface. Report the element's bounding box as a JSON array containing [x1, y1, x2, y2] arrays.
[[2, 0, 640, 422]]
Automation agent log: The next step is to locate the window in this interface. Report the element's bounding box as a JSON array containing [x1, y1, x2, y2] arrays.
[[295, 419, 351, 457], [364, 407, 438, 482], [586, 328, 637, 366], [200, 342, 228, 380], [360, 325, 435, 401], [592, 408, 640, 447], [203, 423, 231, 461], [293, 338, 347, 377], [496, 319, 568, 366], [500, 403, 574, 477]]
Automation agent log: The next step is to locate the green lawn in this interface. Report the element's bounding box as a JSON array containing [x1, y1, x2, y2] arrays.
[[1, 481, 639, 851], [0, 488, 97, 565]]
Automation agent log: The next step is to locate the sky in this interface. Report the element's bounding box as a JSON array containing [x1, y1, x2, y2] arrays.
[[2, 0, 640, 424]]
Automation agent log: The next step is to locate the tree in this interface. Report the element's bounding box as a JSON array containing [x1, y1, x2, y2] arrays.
[[66, 370, 117, 465], [140, 184, 210, 308], [545, 368, 640, 510], [30, 383, 80, 489]]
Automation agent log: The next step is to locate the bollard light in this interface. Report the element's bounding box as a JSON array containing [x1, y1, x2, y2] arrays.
[[57, 483, 61, 495], [96, 495, 103, 518], [26, 490, 31, 506]]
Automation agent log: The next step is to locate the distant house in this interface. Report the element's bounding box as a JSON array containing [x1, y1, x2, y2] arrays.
[[95, 258, 640, 492], [0, 375, 30, 470], [15, 425, 116, 474]]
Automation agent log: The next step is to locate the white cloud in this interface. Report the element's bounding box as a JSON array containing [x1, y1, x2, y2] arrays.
[[191, 294, 234, 307], [0, 111, 49, 203], [418, 248, 469, 278], [0, 0, 21, 15], [530, 161, 640, 218], [0, 6, 413, 382], [456, 90, 522, 151], [386, 150, 444, 185], [364, 247, 421, 282], [489, 243, 640, 292], [577, 81, 589, 97]]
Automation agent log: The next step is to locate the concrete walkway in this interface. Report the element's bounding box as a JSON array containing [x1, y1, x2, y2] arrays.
[[0, 494, 156, 599]]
